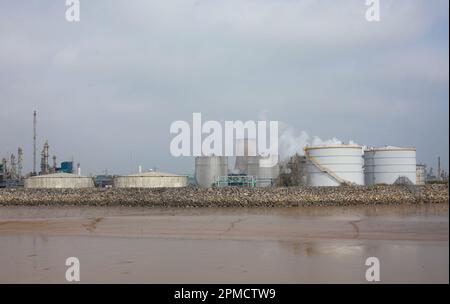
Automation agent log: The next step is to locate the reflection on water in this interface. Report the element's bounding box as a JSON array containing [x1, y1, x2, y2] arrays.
[[277, 240, 365, 257], [0, 204, 448, 283]]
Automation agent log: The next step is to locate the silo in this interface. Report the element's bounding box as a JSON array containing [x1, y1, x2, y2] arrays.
[[416, 164, 426, 185], [114, 171, 187, 188], [195, 156, 228, 187], [305, 145, 364, 187], [246, 156, 260, 178], [364, 147, 417, 185], [24, 172, 95, 189], [234, 138, 257, 174]]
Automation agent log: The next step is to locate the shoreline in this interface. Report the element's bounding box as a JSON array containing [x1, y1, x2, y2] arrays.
[[0, 184, 448, 207]]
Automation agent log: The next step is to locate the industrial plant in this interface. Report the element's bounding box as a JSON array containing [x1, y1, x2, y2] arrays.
[[0, 111, 448, 189]]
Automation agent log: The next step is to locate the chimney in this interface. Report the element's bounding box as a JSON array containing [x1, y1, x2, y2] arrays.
[[438, 157, 441, 180]]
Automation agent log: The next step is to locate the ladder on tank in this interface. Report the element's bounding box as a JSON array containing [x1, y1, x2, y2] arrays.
[[304, 150, 354, 186]]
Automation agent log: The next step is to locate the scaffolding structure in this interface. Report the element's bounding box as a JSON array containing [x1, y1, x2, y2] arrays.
[[215, 175, 256, 187]]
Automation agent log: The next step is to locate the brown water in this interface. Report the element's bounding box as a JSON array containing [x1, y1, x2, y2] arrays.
[[0, 204, 448, 283]]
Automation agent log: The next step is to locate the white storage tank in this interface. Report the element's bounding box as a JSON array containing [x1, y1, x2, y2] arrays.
[[305, 145, 364, 187], [234, 138, 257, 174], [416, 164, 426, 185], [24, 172, 95, 189], [114, 171, 187, 188], [364, 146, 417, 185], [195, 156, 228, 187], [246, 155, 280, 187]]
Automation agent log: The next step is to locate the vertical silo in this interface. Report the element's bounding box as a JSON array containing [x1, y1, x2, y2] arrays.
[[305, 145, 364, 186], [234, 138, 257, 174], [233, 138, 280, 187], [416, 164, 426, 185], [255, 155, 280, 187], [195, 156, 228, 187], [364, 147, 417, 185]]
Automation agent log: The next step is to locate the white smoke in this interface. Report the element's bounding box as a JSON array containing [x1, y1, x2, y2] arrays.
[[278, 122, 359, 159]]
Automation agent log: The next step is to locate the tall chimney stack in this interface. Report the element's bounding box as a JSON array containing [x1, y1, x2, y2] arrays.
[[33, 111, 37, 175], [438, 157, 441, 181]]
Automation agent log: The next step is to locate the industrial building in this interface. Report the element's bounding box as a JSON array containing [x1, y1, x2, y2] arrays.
[[195, 156, 228, 187], [229, 138, 280, 187], [364, 146, 417, 185], [24, 172, 95, 189], [0, 148, 24, 188], [3, 110, 443, 189], [416, 164, 427, 185], [114, 171, 188, 188], [194, 152, 280, 187], [304, 144, 365, 187]]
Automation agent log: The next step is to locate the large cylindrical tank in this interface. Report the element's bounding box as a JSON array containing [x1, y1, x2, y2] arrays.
[[237, 155, 280, 187], [24, 173, 95, 189], [416, 164, 426, 185], [305, 145, 364, 187], [114, 171, 187, 188], [234, 138, 257, 173], [246, 156, 260, 177], [364, 147, 417, 185], [195, 156, 228, 187]]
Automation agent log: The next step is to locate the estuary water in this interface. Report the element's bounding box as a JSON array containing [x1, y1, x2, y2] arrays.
[[0, 204, 448, 283]]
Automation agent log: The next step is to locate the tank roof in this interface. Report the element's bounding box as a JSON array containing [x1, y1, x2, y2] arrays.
[[304, 144, 362, 150], [364, 146, 416, 152], [124, 171, 186, 177], [28, 173, 89, 179]]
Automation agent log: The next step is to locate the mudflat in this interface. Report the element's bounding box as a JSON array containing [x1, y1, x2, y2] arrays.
[[0, 204, 448, 283]]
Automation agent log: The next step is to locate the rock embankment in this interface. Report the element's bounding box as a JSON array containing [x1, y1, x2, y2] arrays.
[[0, 185, 447, 207]]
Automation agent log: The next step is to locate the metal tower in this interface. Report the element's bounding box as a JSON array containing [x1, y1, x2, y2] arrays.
[[33, 111, 37, 175], [17, 147, 23, 179]]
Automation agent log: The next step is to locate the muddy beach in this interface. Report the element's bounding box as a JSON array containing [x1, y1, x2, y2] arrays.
[[0, 204, 448, 283]]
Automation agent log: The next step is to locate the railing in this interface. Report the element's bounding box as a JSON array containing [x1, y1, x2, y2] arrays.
[[304, 151, 354, 186]]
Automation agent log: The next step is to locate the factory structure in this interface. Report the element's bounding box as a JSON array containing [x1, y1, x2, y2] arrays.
[[1, 111, 90, 189], [193, 143, 431, 188], [1, 111, 448, 189], [114, 170, 187, 188]]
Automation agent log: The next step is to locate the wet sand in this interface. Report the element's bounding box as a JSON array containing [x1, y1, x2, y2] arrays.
[[0, 204, 448, 283]]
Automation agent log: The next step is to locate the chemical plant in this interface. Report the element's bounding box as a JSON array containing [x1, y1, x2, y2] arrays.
[[0, 111, 448, 189]]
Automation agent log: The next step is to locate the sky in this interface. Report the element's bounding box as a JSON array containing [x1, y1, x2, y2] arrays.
[[0, 0, 448, 175]]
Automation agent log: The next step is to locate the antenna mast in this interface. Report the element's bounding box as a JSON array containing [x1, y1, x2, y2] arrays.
[[33, 111, 37, 175]]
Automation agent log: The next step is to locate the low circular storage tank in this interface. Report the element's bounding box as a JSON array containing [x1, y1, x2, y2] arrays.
[[305, 145, 364, 187], [24, 172, 95, 189], [195, 156, 228, 187], [364, 146, 417, 185], [114, 171, 187, 188]]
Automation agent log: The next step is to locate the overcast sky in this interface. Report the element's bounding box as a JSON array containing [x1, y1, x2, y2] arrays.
[[0, 0, 448, 175]]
